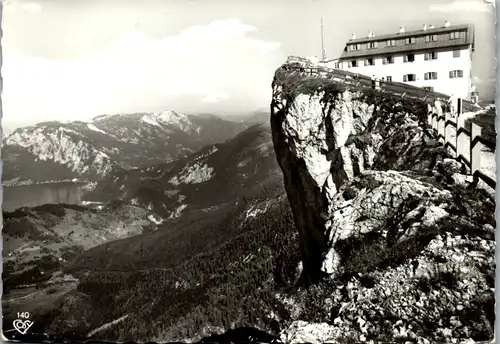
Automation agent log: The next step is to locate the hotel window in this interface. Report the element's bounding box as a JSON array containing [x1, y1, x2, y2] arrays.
[[424, 72, 438, 80], [386, 76, 392, 82], [382, 56, 394, 64], [449, 70, 464, 78], [453, 50, 461, 58], [425, 34, 438, 42], [450, 31, 461, 40], [405, 37, 416, 44], [367, 42, 378, 49], [424, 52, 438, 60], [403, 74, 416, 82], [365, 58, 375, 66], [335, 62, 340, 68], [387, 39, 396, 47], [350, 60, 358, 67], [403, 54, 415, 62]]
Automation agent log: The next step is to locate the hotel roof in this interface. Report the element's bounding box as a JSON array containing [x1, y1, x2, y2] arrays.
[[339, 23, 474, 60]]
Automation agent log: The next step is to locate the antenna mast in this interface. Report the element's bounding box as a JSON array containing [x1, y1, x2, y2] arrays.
[[321, 17, 326, 60]]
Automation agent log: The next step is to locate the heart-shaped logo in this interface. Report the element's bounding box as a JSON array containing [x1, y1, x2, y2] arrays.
[[13, 319, 34, 335]]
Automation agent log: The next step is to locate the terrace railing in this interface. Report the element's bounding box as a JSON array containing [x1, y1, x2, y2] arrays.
[[429, 103, 496, 190], [283, 58, 479, 108]]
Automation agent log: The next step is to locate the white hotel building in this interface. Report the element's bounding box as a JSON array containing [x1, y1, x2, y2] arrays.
[[327, 22, 475, 100]]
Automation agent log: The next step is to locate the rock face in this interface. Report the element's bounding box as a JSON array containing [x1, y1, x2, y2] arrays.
[[271, 66, 448, 282], [271, 64, 495, 342]]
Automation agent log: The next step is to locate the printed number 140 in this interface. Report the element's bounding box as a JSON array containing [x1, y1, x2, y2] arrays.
[[17, 312, 29, 319]]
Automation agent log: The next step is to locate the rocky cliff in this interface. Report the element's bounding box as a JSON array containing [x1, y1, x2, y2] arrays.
[[271, 64, 495, 343]]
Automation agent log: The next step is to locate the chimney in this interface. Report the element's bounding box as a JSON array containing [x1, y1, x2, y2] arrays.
[[444, 20, 451, 28], [423, 24, 427, 31], [429, 24, 435, 29], [400, 25, 405, 33], [352, 33, 356, 40]]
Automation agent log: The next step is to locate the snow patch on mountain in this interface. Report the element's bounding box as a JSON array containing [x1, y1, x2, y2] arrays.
[[169, 163, 215, 185], [169, 204, 187, 219], [87, 123, 108, 135], [207, 146, 219, 156], [245, 200, 272, 220], [155, 110, 201, 134], [148, 214, 164, 225], [168, 146, 218, 185], [140, 114, 161, 127]]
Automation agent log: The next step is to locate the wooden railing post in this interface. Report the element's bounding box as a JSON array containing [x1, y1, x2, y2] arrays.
[[433, 100, 442, 132], [437, 113, 445, 142], [427, 104, 433, 126], [457, 97, 463, 117], [456, 114, 467, 165], [471, 122, 482, 177], [444, 112, 451, 153]]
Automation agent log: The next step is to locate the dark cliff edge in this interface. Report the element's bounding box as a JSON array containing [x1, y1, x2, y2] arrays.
[[270, 63, 495, 343]]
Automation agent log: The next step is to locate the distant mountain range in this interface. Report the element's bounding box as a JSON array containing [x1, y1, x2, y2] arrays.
[[2, 111, 252, 185]]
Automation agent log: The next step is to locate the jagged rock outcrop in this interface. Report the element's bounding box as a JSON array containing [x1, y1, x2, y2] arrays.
[[271, 64, 495, 343], [271, 66, 451, 282]]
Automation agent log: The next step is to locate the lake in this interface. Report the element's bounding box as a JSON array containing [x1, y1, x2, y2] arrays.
[[2, 183, 85, 212]]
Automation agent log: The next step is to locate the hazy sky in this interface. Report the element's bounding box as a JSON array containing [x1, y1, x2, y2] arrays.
[[2, 0, 496, 129]]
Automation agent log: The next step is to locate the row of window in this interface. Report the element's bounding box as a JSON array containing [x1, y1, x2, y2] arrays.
[[400, 70, 464, 82], [347, 50, 461, 67], [348, 31, 463, 52]]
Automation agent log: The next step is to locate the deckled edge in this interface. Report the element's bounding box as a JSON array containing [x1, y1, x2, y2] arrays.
[[1, 0, 5, 342], [493, 0, 499, 343]]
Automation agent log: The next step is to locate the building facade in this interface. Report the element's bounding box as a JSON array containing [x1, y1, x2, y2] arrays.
[[337, 22, 475, 100]]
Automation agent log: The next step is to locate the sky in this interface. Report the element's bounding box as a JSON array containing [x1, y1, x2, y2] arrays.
[[1, 0, 496, 130]]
